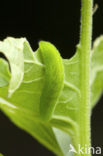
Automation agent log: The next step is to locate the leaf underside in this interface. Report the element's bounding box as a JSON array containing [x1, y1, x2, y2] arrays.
[[0, 36, 103, 156]]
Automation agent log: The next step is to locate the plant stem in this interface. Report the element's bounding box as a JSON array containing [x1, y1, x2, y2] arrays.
[[79, 0, 93, 155]]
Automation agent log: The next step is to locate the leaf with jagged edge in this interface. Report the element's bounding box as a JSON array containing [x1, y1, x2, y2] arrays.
[[91, 36, 103, 108], [0, 38, 81, 156], [0, 38, 63, 156], [1, 36, 103, 156]]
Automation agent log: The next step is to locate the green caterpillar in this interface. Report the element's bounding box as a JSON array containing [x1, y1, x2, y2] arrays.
[[39, 41, 64, 121]]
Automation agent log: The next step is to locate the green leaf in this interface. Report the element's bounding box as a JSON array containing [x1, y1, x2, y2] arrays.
[[0, 38, 24, 97], [0, 37, 103, 156], [0, 101, 62, 156], [0, 58, 11, 87], [91, 36, 103, 107], [0, 37, 81, 155], [0, 38, 63, 156]]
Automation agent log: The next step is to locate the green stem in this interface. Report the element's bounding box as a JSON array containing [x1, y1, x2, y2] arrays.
[[79, 0, 93, 155]]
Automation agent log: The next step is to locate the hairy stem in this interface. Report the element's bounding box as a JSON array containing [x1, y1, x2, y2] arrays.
[[79, 0, 93, 155]]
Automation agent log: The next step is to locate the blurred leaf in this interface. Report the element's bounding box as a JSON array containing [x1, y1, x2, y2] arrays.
[[0, 59, 11, 87], [91, 36, 103, 107]]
